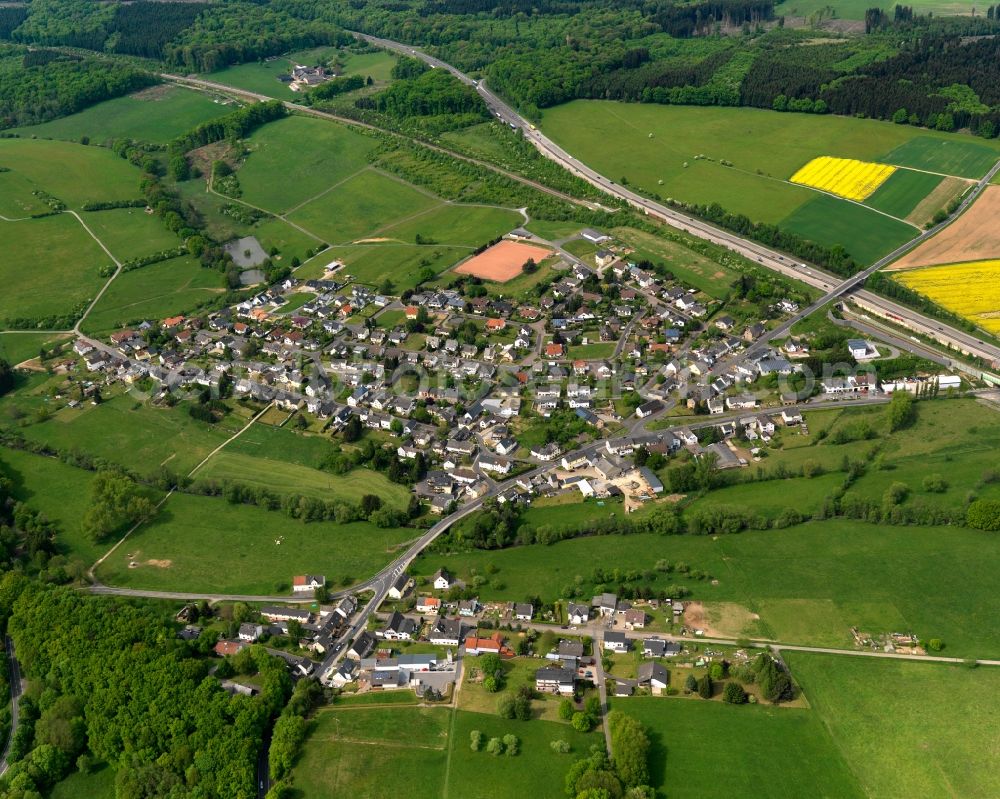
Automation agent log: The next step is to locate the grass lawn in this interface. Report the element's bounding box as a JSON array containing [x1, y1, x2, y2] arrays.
[[79, 255, 225, 334], [415, 517, 1000, 655], [689, 471, 844, 520], [523, 220, 584, 241], [293, 706, 450, 799], [18, 393, 236, 478], [49, 763, 116, 799], [380, 203, 521, 247], [460, 656, 570, 722], [864, 168, 946, 220], [562, 238, 598, 258], [204, 60, 301, 100], [0, 446, 111, 563], [237, 116, 376, 213], [316, 242, 468, 291], [79, 208, 181, 263], [786, 653, 1000, 798], [779, 194, 918, 264], [95, 491, 417, 594], [194, 450, 410, 509], [275, 291, 316, 315], [610, 696, 863, 798], [613, 227, 737, 299], [288, 170, 440, 244], [447, 710, 602, 799], [10, 86, 231, 145], [0, 332, 71, 365], [0, 138, 143, 213], [567, 342, 617, 360], [0, 214, 112, 325], [223, 420, 339, 468], [340, 50, 399, 82], [541, 102, 999, 238]]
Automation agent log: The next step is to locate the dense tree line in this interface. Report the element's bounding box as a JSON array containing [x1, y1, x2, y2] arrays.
[[170, 100, 286, 155], [0, 577, 287, 798], [0, 45, 154, 129]]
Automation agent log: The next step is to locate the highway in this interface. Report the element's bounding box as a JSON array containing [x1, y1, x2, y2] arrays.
[[349, 31, 1000, 370]]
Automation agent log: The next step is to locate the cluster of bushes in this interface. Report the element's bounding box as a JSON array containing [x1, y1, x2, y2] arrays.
[[80, 199, 146, 211], [192, 480, 419, 529], [469, 729, 520, 756], [120, 247, 187, 273]]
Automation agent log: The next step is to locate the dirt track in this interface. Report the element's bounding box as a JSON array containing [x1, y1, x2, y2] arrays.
[[891, 184, 1000, 269]]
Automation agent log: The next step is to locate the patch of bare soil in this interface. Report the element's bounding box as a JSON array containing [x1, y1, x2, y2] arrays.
[[683, 600, 759, 639], [132, 84, 175, 101], [893, 184, 1000, 269]]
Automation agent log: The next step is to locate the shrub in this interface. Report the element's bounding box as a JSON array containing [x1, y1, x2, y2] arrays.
[[723, 682, 747, 704]]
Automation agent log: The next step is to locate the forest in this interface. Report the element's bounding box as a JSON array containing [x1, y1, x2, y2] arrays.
[[0, 575, 292, 798], [0, 45, 154, 129]]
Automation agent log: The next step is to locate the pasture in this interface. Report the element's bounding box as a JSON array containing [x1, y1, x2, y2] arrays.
[[79, 255, 225, 334], [79, 208, 181, 262], [541, 102, 999, 259], [294, 707, 448, 799], [610, 697, 862, 798], [612, 227, 737, 299], [0, 446, 110, 563], [0, 215, 112, 325], [0, 332, 71, 365], [0, 138, 143, 211], [287, 169, 439, 244], [236, 116, 376, 213], [415, 517, 1000, 655], [10, 85, 231, 145], [94, 491, 416, 594], [382, 203, 520, 248], [786, 653, 1000, 798], [19, 393, 236, 478], [447, 710, 601, 799], [777, 0, 977, 19], [314, 242, 466, 290], [194, 450, 411, 508]]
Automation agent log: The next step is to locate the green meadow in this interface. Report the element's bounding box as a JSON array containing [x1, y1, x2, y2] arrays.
[[94, 491, 416, 594], [236, 116, 376, 213], [78, 208, 181, 263], [79, 255, 225, 334], [19, 393, 237, 478], [613, 226, 738, 298], [287, 169, 439, 244], [610, 697, 863, 798], [779, 194, 917, 264], [10, 86, 231, 145], [0, 332, 72, 365], [786, 653, 1000, 798], [194, 450, 411, 509], [0, 214, 112, 324], [0, 446, 110, 563], [0, 138, 143, 212], [777, 0, 980, 18], [864, 168, 946, 219]]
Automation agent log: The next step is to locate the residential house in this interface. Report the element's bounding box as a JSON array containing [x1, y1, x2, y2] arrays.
[[513, 603, 533, 621], [429, 617, 463, 647], [535, 666, 576, 696], [567, 603, 590, 625], [433, 569, 453, 590], [637, 661, 670, 695], [388, 573, 413, 600], [604, 632, 630, 652], [416, 596, 442, 614], [623, 609, 646, 630], [381, 611, 419, 641], [292, 574, 325, 594]]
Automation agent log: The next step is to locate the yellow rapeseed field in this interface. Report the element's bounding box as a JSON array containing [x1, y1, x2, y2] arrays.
[[897, 259, 1000, 334], [790, 156, 896, 201]]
